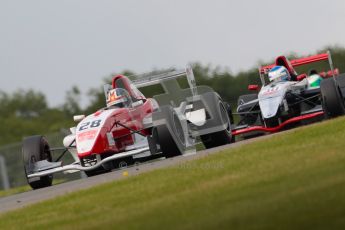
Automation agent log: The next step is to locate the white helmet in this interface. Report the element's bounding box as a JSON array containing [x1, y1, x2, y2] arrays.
[[106, 88, 131, 108], [268, 66, 291, 82]]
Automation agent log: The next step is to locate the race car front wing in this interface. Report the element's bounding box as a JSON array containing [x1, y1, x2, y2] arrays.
[[27, 147, 150, 179], [232, 111, 324, 136]]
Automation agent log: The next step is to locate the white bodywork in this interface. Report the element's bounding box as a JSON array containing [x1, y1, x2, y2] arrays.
[[27, 147, 150, 178], [258, 80, 308, 119], [63, 109, 119, 159]]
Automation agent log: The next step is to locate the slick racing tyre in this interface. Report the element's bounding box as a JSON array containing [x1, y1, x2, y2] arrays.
[[237, 93, 264, 139], [321, 78, 345, 118], [237, 93, 259, 126], [200, 93, 232, 149], [22, 135, 53, 189], [154, 106, 187, 158]]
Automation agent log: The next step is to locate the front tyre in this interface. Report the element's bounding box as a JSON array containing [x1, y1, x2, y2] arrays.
[[22, 135, 53, 189]]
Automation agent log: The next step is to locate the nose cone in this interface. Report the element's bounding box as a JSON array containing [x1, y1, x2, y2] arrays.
[[259, 96, 282, 119], [258, 84, 286, 119]]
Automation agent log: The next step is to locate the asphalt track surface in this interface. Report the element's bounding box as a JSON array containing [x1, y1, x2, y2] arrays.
[[0, 134, 274, 214]]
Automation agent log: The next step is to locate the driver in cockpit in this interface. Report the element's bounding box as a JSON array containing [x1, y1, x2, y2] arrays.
[[106, 88, 132, 108], [268, 66, 291, 83]]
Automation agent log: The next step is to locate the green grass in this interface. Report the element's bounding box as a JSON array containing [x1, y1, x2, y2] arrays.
[[1, 117, 345, 229]]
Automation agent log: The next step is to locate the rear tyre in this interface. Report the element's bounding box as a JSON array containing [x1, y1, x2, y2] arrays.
[[200, 98, 232, 149], [22, 136, 53, 189], [321, 78, 345, 118], [155, 106, 186, 158]]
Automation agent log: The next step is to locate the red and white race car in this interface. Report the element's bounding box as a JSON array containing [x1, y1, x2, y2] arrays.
[[23, 66, 233, 189]]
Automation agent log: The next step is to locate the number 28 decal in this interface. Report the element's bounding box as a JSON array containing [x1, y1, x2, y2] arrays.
[[79, 119, 102, 131]]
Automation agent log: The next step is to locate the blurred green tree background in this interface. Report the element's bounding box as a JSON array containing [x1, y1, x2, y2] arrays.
[[1, 46, 344, 146]]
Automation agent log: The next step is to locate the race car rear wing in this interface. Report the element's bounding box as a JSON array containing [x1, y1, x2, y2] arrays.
[[259, 51, 336, 84], [132, 65, 198, 97], [290, 53, 330, 67]]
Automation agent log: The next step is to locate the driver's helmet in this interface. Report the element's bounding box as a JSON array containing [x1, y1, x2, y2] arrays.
[[268, 66, 291, 82], [106, 88, 131, 108]]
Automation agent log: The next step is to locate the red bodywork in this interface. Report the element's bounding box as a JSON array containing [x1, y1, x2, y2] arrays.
[[76, 75, 155, 158], [232, 112, 324, 136], [248, 84, 260, 91]]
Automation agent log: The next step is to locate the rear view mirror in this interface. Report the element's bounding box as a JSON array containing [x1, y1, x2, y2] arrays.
[[248, 85, 259, 91], [73, 115, 85, 122]]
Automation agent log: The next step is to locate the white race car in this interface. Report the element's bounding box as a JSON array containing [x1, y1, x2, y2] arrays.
[[232, 51, 345, 139]]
